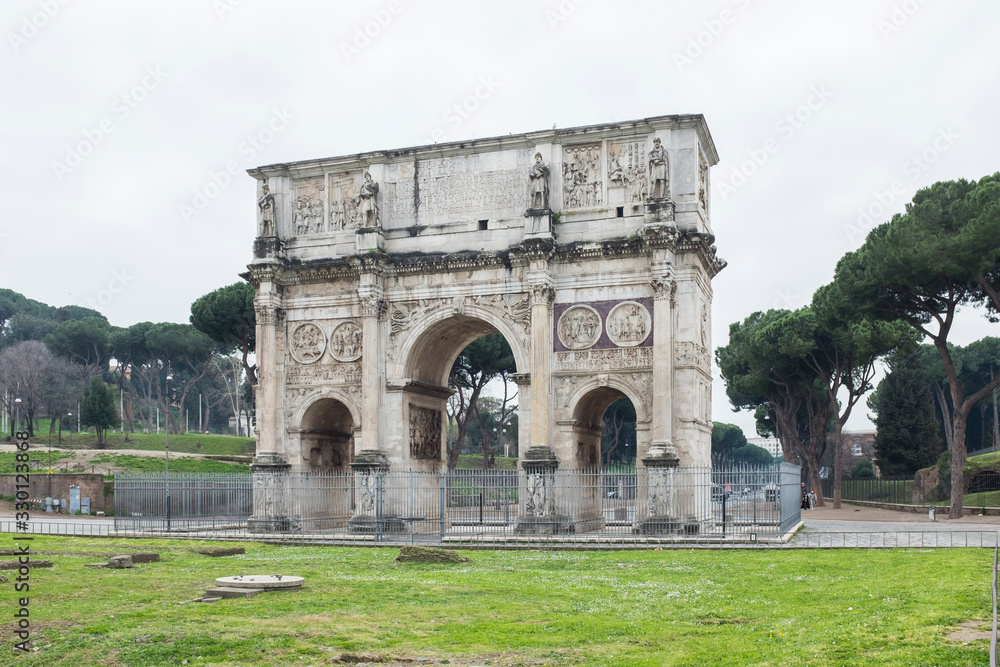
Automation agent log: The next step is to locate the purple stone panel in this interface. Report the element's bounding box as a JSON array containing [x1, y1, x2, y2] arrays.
[[553, 297, 654, 352]]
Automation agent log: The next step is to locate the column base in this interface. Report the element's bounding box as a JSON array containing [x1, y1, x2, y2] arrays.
[[247, 453, 292, 533], [633, 516, 698, 535], [515, 515, 576, 535]]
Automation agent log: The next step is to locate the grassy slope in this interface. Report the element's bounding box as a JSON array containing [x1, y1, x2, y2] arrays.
[[88, 454, 250, 474], [23, 424, 255, 457], [0, 537, 991, 666]]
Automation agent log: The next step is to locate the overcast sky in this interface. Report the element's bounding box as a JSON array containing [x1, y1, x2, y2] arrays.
[[3, 0, 998, 436]]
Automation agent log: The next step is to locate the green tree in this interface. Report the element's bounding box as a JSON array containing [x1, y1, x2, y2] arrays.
[[830, 174, 1000, 517], [851, 461, 876, 479], [868, 351, 943, 476], [80, 376, 121, 446], [44, 317, 114, 374], [716, 309, 831, 497], [189, 282, 257, 384], [733, 443, 773, 467], [446, 334, 516, 470], [807, 290, 918, 506], [145, 323, 217, 434], [602, 399, 637, 467], [711, 422, 749, 468]]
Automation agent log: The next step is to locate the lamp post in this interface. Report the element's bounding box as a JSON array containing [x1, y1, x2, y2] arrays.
[[14, 397, 21, 435], [165, 372, 172, 533], [67, 412, 72, 448]]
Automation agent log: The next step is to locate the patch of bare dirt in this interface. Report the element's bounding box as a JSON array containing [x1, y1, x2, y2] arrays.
[[946, 619, 992, 643]]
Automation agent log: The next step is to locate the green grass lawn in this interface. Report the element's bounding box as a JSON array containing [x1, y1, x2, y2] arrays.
[[23, 429, 255, 457], [0, 537, 992, 666], [0, 451, 75, 474], [86, 453, 250, 474]]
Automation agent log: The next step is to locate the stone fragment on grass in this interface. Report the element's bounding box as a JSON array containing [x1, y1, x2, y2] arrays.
[[0, 560, 53, 569], [108, 555, 134, 569], [394, 546, 470, 563], [195, 547, 246, 557]]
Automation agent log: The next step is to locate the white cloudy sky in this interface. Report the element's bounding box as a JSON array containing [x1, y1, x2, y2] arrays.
[[2, 0, 999, 436]]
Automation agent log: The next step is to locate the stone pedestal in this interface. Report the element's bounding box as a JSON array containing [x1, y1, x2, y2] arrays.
[[635, 442, 683, 535], [247, 453, 292, 532], [516, 446, 573, 534], [348, 450, 402, 533], [643, 197, 675, 225], [355, 227, 385, 252], [252, 235, 284, 259], [524, 209, 553, 238]]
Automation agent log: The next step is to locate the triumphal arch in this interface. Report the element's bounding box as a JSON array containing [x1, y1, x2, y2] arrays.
[[244, 114, 725, 533]]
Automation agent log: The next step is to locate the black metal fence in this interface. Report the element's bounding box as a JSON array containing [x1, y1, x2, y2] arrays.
[[113, 464, 803, 545], [820, 476, 916, 505]]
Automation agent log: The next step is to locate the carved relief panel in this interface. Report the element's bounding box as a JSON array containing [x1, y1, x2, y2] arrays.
[[330, 322, 363, 362], [292, 177, 326, 236], [557, 305, 602, 351], [328, 173, 361, 231], [607, 140, 647, 205], [606, 302, 651, 347], [409, 405, 442, 460], [562, 144, 604, 209], [289, 322, 326, 364]]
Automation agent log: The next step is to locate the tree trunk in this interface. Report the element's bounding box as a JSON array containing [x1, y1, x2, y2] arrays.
[[949, 415, 968, 519], [933, 383, 954, 449], [992, 386, 999, 452], [832, 420, 843, 509]]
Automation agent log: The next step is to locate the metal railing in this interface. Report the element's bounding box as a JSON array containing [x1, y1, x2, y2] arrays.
[[107, 465, 803, 545], [821, 477, 915, 505]]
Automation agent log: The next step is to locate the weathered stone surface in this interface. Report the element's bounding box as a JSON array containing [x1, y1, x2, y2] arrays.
[[215, 574, 303, 590], [107, 555, 133, 569], [0, 560, 53, 569], [395, 546, 470, 563], [246, 115, 725, 533], [194, 547, 245, 558]]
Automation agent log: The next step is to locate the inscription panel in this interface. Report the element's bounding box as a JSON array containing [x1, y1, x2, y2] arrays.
[[382, 150, 533, 224]]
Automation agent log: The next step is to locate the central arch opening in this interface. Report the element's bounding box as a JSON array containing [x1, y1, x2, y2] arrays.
[[400, 313, 523, 473], [446, 333, 519, 471]]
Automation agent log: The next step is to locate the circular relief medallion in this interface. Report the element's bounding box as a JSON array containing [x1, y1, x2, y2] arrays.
[[330, 321, 363, 362], [606, 301, 652, 347], [557, 305, 602, 351], [289, 322, 326, 364]]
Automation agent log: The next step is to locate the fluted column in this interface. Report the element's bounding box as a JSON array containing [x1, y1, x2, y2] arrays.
[[649, 268, 676, 453], [358, 290, 384, 453], [528, 283, 554, 449]]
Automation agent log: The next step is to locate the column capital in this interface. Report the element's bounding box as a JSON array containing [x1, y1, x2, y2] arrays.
[[530, 284, 555, 306]]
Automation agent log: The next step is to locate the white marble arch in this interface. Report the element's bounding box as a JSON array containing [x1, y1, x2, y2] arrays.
[[392, 304, 530, 387]]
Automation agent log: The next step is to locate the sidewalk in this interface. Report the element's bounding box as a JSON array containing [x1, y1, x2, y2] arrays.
[[802, 501, 1000, 533]]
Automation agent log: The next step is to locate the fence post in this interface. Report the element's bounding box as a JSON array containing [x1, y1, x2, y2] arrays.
[[439, 472, 446, 540]]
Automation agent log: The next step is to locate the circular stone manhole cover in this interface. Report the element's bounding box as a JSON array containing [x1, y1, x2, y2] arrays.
[[215, 575, 304, 590]]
